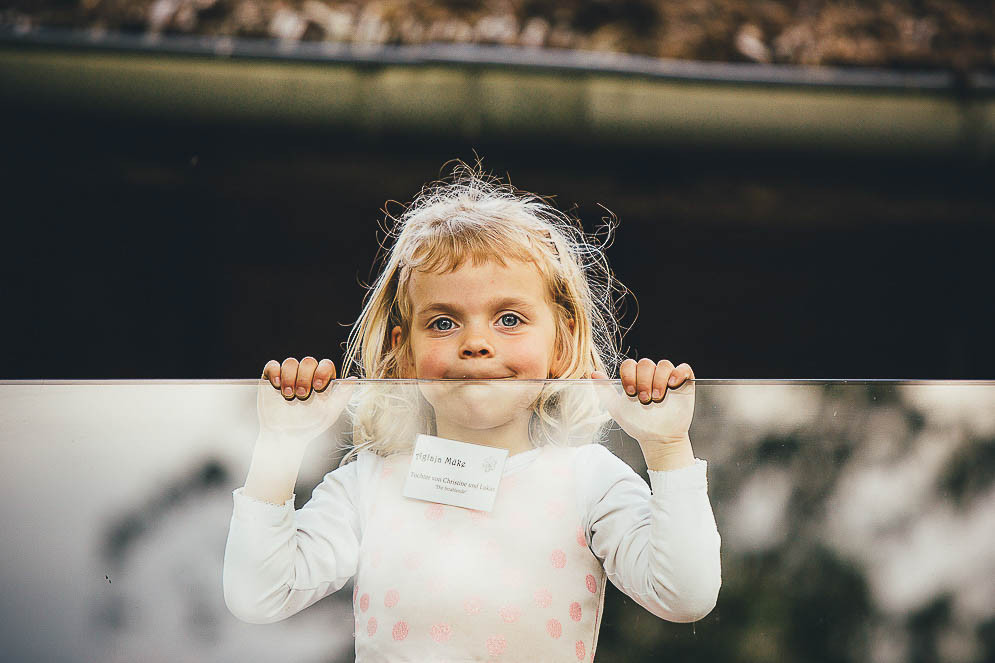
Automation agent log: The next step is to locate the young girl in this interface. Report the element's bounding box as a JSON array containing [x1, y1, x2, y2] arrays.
[[223, 163, 721, 661]]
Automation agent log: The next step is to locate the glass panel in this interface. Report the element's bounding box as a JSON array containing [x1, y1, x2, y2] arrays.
[[1, 380, 992, 663]]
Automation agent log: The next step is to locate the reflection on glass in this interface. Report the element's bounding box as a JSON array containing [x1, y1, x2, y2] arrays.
[[235, 377, 717, 662], [0, 380, 992, 663]]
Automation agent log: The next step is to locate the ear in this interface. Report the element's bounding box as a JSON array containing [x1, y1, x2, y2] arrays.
[[391, 325, 412, 377]]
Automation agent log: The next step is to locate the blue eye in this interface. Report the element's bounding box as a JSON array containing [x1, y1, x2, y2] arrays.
[[499, 314, 521, 327], [431, 318, 454, 331]]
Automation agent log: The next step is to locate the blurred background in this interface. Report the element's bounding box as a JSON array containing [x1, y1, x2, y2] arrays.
[[0, 381, 993, 663], [1, 0, 993, 380], [1, 2, 993, 662]]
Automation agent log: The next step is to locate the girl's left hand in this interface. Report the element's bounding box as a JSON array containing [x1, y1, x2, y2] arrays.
[[590, 358, 695, 445]]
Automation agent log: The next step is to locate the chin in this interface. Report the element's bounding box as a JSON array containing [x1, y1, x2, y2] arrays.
[[418, 379, 545, 431]]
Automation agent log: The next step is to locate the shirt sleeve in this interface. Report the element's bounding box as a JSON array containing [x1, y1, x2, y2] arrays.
[[575, 443, 721, 623], [222, 454, 377, 624]]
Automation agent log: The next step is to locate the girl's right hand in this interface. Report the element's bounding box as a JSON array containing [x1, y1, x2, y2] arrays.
[[257, 357, 356, 444], [263, 356, 337, 400]]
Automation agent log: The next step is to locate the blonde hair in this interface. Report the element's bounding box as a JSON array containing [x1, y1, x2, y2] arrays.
[[338, 161, 628, 463]]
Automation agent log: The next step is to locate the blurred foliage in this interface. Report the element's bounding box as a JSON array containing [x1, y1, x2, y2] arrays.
[[89, 384, 994, 661], [908, 595, 956, 663], [597, 545, 871, 662], [2, 0, 993, 70], [102, 459, 228, 569], [938, 436, 995, 509]]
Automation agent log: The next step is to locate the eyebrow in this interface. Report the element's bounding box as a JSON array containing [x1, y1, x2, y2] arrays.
[[417, 297, 539, 317]]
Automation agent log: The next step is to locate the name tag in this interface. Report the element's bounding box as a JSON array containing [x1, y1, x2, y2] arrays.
[[403, 434, 508, 512]]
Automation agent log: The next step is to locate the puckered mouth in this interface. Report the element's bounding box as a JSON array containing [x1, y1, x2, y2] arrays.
[[442, 375, 516, 380]]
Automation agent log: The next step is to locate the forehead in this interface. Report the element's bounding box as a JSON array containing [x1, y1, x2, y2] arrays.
[[407, 259, 550, 306]]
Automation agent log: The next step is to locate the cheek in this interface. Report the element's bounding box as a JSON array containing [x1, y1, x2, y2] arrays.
[[412, 344, 449, 378], [505, 335, 556, 374]]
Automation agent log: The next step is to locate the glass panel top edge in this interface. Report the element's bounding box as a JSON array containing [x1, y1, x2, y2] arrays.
[[1, 379, 992, 386]]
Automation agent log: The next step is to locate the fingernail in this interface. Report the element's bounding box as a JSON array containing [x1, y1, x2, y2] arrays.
[[314, 379, 322, 388], [652, 389, 661, 400], [626, 386, 636, 396], [274, 377, 280, 386], [284, 387, 292, 396], [639, 391, 649, 402], [669, 375, 678, 386], [296, 387, 306, 396]]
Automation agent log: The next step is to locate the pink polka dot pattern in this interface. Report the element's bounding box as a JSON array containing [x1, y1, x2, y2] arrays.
[[352, 446, 608, 660], [546, 618, 563, 639], [569, 602, 582, 622], [498, 605, 521, 623], [430, 623, 452, 643], [551, 549, 567, 568], [486, 635, 507, 656], [464, 597, 482, 616]]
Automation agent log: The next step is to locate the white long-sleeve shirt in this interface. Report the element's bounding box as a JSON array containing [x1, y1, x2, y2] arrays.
[[224, 443, 721, 661]]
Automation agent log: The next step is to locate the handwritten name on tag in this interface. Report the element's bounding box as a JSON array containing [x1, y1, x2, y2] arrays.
[[403, 434, 508, 512]]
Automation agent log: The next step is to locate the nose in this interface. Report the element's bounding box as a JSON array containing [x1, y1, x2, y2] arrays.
[[460, 328, 494, 357]]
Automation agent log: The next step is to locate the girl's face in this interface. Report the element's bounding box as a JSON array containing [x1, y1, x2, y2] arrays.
[[391, 258, 569, 448], [391, 258, 565, 381]]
